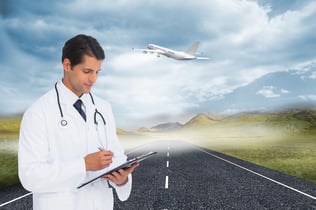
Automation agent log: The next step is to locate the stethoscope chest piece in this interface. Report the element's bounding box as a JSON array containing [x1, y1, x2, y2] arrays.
[[60, 119, 68, 127], [55, 82, 106, 128]]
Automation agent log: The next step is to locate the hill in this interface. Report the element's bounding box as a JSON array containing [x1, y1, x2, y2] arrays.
[[138, 108, 316, 134], [184, 113, 222, 127], [151, 122, 183, 131], [116, 128, 137, 135]]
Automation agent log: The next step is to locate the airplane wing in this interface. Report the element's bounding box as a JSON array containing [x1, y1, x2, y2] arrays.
[[132, 48, 164, 55]]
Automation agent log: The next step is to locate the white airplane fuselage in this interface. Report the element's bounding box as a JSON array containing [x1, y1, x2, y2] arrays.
[[147, 44, 196, 60], [132, 41, 208, 60]]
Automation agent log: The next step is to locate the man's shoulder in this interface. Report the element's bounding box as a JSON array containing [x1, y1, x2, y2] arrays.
[[25, 88, 55, 113]]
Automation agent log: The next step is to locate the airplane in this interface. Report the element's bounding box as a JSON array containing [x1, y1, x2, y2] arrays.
[[132, 41, 209, 60]]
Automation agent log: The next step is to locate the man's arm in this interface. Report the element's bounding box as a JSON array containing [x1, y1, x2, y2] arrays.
[[18, 108, 86, 192]]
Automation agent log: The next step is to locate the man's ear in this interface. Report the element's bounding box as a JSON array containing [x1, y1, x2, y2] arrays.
[[62, 58, 71, 72]]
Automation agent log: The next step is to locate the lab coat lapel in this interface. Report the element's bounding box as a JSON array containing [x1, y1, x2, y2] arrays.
[[57, 81, 87, 125]]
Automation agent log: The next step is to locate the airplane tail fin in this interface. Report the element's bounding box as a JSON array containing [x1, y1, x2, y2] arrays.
[[185, 41, 200, 55]]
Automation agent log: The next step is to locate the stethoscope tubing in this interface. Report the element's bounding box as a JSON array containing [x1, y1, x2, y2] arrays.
[[54, 82, 106, 127], [54, 82, 108, 149]]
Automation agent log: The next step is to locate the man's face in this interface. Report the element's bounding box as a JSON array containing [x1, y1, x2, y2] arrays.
[[63, 55, 103, 97]]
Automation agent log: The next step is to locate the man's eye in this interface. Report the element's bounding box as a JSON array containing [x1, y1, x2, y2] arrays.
[[83, 69, 91, 73]]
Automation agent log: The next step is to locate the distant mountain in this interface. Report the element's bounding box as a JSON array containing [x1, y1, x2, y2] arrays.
[[137, 127, 155, 132], [184, 114, 221, 127], [151, 122, 183, 132], [116, 128, 137, 135], [138, 114, 222, 132], [137, 108, 316, 133], [137, 122, 183, 132]]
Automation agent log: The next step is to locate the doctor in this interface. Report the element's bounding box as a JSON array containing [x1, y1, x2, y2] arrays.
[[18, 34, 138, 210]]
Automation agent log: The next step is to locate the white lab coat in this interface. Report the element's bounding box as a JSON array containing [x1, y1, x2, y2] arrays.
[[18, 80, 132, 210]]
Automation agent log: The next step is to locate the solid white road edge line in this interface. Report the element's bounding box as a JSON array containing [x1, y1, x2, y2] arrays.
[[193, 145, 316, 200], [0, 143, 151, 207], [0, 192, 32, 208], [0, 141, 165, 207]]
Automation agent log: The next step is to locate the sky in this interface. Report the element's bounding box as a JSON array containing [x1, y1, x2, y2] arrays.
[[1, 0, 316, 129]]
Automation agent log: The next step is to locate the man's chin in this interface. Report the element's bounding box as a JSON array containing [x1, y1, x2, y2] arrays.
[[83, 86, 93, 93], [84, 85, 92, 93]]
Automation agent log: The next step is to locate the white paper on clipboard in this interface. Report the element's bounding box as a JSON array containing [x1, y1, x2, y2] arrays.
[[78, 151, 157, 189]]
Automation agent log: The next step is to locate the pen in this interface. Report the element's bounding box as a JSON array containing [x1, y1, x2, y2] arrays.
[[98, 147, 104, 151]]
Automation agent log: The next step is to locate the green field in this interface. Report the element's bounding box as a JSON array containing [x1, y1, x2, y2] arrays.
[[0, 151, 18, 188], [129, 110, 316, 184], [133, 129, 316, 184], [182, 130, 316, 184], [0, 116, 21, 140], [1, 110, 316, 189], [0, 116, 21, 188]]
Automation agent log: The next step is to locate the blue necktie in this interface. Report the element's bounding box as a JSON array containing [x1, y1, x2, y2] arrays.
[[74, 99, 86, 121]]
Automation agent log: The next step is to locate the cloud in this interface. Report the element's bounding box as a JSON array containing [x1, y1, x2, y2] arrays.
[[1, 0, 316, 129], [256, 86, 280, 98], [299, 95, 316, 101], [309, 71, 316, 79]]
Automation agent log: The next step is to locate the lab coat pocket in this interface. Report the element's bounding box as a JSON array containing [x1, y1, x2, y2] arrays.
[[33, 191, 78, 210], [52, 116, 86, 158], [92, 181, 114, 210]]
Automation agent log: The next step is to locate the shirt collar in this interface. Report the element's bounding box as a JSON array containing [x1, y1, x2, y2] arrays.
[[57, 80, 90, 106]]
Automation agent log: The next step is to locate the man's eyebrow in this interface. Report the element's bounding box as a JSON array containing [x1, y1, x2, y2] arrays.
[[82, 68, 102, 72]]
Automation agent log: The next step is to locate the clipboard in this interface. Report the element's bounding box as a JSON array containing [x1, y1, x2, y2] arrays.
[[78, 151, 157, 189]]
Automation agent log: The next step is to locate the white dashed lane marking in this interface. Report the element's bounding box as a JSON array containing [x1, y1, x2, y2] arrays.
[[165, 176, 169, 189], [166, 144, 170, 189]]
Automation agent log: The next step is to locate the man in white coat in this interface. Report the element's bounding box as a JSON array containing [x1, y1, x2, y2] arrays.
[[18, 34, 138, 210]]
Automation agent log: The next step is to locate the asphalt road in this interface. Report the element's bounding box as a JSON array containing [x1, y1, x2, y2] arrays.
[[1, 140, 316, 209]]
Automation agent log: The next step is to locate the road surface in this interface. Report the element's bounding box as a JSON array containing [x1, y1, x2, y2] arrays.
[[1, 140, 316, 209]]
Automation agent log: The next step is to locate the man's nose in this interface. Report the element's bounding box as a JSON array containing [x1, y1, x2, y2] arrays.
[[90, 72, 98, 83]]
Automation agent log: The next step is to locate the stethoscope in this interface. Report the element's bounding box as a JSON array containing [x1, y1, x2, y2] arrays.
[[54, 82, 106, 126], [54, 82, 108, 149]]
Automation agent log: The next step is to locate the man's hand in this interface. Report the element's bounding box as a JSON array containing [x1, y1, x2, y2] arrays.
[[84, 150, 113, 171], [102, 162, 139, 186]]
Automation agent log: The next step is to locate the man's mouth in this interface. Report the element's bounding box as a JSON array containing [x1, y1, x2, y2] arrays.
[[85, 84, 93, 88]]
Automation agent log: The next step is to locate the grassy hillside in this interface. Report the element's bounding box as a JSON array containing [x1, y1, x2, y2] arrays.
[[139, 109, 316, 183], [0, 116, 21, 188], [0, 116, 147, 188], [0, 116, 21, 140], [1, 109, 316, 189]]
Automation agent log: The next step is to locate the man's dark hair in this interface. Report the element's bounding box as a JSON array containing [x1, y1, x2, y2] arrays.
[[61, 34, 105, 67]]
